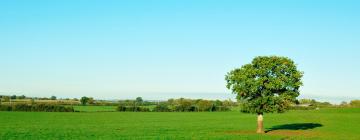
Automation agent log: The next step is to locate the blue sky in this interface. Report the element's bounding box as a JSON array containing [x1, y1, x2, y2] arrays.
[[1, 0, 359, 103]]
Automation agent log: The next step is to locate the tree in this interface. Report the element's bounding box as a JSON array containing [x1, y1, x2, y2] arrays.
[[87, 97, 95, 105], [50, 96, 57, 100], [299, 99, 315, 105], [350, 100, 360, 107], [3, 96, 10, 102], [10, 95, 17, 99], [175, 98, 192, 112], [153, 103, 171, 112], [136, 97, 143, 105], [197, 100, 213, 112], [18, 95, 26, 99], [225, 56, 303, 133], [80, 96, 90, 106], [214, 100, 223, 107], [340, 101, 348, 107], [223, 99, 235, 107]]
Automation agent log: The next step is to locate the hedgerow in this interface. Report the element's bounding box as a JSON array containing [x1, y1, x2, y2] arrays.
[[0, 104, 74, 112]]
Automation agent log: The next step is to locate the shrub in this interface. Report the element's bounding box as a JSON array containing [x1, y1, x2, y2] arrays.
[[289, 105, 317, 110], [0, 104, 74, 112], [153, 104, 171, 112], [350, 100, 360, 107], [197, 100, 213, 112], [0, 105, 12, 111], [116, 105, 150, 112], [214, 106, 231, 112], [117, 105, 127, 111]]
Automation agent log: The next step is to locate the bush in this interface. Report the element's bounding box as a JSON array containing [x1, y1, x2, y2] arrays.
[[350, 100, 360, 107], [116, 105, 150, 112], [153, 104, 171, 112], [289, 105, 317, 110], [0, 104, 74, 112], [0, 105, 12, 111], [214, 106, 231, 112], [116, 98, 234, 112], [197, 100, 213, 111], [117, 105, 127, 111]]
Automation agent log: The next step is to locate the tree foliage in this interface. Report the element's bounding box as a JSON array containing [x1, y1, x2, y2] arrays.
[[197, 100, 213, 111], [117, 98, 234, 112], [0, 104, 74, 112], [135, 97, 143, 106], [350, 100, 360, 107], [10, 95, 17, 99], [226, 56, 303, 114], [136, 97, 143, 103], [80, 96, 90, 106], [50, 96, 57, 100], [3, 96, 10, 102]]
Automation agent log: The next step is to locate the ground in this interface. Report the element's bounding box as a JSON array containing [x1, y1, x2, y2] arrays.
[[0, 108, 359, 140]]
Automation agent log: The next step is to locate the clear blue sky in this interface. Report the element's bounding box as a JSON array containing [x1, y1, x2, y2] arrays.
[[1, 0, 359, 103]]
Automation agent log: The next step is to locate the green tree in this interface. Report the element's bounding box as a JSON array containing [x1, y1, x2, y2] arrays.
[[214, 100, 223, 107], [136, 97, 143, 105], [223, 99, 235, 107], [349, 100, 360, 107], [340, 101, 348, 107], [80, 96, 89, 106], [197, 100, 213, 112], [18, 95, 26, 99], [10, 95, 17, 99], [175, 98, 192, 112], [299, 99, 313, 104], [50, 96, 57, 100], [3, 96, 10, 102], [225, 56, 303, 133], [88, 97, 95, 105]]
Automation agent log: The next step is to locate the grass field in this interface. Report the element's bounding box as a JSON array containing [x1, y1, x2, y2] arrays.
[[0, 108, 359, 140]]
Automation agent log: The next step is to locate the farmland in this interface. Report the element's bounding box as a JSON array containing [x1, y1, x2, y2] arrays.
[[0, 108, 359, 140]]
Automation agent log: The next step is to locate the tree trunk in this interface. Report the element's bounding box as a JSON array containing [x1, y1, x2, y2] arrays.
[[256, 113, 265, 134]]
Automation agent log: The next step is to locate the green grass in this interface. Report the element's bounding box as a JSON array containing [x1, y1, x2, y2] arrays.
[[0, 108, 359, 140]]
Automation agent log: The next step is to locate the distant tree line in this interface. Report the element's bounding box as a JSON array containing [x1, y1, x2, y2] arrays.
[[287, 99, 360, 110], [0, 104, 74, 112], [339, 100, 360, 108], [117, 98, 237, 112], [286, 99, 331, 110], [1, 95, 359, 112], [0, 95, 80, 106], [0, 95, 58, 100]]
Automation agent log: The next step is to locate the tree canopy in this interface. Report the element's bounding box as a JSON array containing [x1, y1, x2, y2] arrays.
[[225, 56, 303, 114], [136, 97, 143, 103], [80, 96, 90, 106]]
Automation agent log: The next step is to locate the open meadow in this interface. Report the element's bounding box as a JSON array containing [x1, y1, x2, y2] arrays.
[[1, 1, 360, 140], [0, 108, 359, 140]]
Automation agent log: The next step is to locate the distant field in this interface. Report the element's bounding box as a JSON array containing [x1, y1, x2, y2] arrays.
[[0, 108, 359, 139]]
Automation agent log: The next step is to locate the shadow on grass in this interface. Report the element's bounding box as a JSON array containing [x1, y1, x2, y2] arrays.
[[266, 123, 323, 133]]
